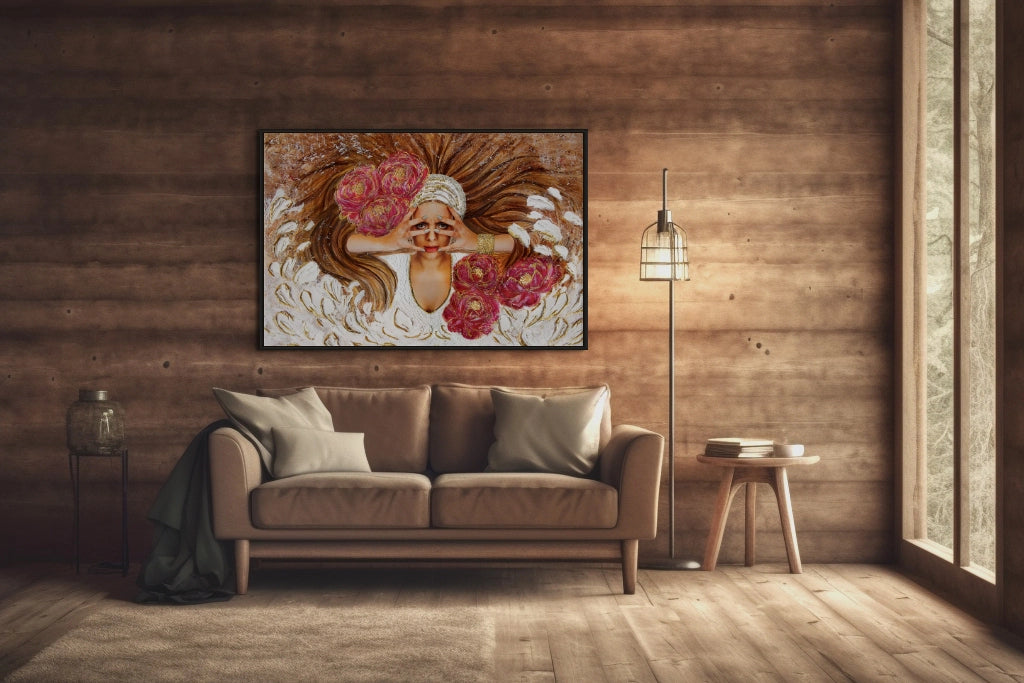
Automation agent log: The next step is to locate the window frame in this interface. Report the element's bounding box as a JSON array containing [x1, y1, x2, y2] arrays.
[[896, 0, 1002, 621]]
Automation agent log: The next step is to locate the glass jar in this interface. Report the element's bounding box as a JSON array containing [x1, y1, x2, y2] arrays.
[[66, 390, 126, 455]]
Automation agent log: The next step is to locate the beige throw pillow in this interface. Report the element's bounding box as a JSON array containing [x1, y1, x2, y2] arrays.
[[486, 386, 610, 476], [271, 426, 370, 478], [212, 387, 334, 473]]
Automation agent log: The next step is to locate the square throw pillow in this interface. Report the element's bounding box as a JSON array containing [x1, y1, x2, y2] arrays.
[[486, 386, 610, 476], [271, 426, 370, 478], [212, 386, 334, 473]]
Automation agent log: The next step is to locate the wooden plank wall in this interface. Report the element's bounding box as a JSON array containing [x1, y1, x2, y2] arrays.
[[0, 1, 895, 567], [1001, 0, 1024, 640]]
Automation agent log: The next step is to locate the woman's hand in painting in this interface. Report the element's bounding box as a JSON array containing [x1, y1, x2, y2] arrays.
[[391, 208, 431, 251], [437, 212, 516, 254], [436, 211, 477, 253], [345, 208, 425, 254]]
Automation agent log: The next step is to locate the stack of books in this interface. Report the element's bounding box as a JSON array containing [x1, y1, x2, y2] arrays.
[[704, 437, 774, 458]]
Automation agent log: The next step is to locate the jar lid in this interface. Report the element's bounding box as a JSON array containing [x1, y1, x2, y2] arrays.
[[78, 389, 110, 401]]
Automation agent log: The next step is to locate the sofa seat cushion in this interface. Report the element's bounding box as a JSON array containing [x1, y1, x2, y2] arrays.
[[431, 473, 617, 529], [251, 473, 431, 529]]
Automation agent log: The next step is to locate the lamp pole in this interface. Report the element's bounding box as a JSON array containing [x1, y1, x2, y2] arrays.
[[668, 275, 677, 559], [639, 168, 699, 571], [664, 168, 679, 560]]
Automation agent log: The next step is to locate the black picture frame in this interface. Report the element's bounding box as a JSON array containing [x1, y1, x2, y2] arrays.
[[260, 129, 587, 349]]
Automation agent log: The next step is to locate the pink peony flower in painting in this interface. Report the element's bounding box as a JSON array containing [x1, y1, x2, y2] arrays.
[[452, 254, 502, 293], [443, 289, 501, 340], [357, 195, 408, 237], [335, 165, 379, 221], [335, 153, 430, 236], [376, 152, 428, 199], [499, 255, 565, 309]]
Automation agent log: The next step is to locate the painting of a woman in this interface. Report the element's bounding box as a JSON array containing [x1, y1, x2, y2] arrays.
[[261, 131, 585, 347]]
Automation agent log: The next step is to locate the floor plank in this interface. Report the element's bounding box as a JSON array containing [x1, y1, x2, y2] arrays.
[[645, 568, 782, 681], [796, 566, 985, 682], [824, 564, 1024, 682], [1, 562, 1023, 682], [687, 568, 835, 681]]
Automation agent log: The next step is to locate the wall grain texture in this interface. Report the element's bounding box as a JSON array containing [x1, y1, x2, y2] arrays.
[[0, 1, 895, 567]]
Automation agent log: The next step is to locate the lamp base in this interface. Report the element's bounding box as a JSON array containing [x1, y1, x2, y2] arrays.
[[639, 557, 703, 571]]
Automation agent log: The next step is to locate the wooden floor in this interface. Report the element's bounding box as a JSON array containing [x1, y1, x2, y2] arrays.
[[1, 562, 1023, 682]]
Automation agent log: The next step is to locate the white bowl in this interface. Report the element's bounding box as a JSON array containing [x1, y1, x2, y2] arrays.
[[773, 443, 805, 458]]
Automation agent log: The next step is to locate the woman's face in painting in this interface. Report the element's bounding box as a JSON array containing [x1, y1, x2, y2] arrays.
[[411, 201, 455, 255]]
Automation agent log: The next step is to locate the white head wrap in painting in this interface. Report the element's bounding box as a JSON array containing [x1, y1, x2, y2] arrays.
[[410, 174, 467, 218]]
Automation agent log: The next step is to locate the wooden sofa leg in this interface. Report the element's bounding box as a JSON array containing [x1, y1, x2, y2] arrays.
[[621, 539, 639, 594], [235, 540, 250, 595]]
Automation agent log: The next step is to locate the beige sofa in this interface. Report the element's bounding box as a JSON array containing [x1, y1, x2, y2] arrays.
[[208, 383, 664, 595]]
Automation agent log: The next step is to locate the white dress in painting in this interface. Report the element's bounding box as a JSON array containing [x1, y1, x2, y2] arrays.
[[375, 252, 466, 344]]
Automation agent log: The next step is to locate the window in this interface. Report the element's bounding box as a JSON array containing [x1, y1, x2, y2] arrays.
[[899, 0, 997, 610]]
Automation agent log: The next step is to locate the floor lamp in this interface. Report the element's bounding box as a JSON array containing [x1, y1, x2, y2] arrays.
[[638, 169, 700, 570]]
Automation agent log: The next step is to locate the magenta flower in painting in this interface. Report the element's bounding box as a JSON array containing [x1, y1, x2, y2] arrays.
[[499, 255, 565, 309], [335, 153, 431, 236], [376, 152, 428, 199], [357, 195, 407, 237], [334, 165, 379, 221], [443, 290, 501, 340], [453, 254, 502, 293]]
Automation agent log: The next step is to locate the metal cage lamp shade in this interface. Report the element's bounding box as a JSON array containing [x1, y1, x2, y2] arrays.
[[639, 168, 699, 570], [639, 225, 688, 282], [640, 168, 689, 282]]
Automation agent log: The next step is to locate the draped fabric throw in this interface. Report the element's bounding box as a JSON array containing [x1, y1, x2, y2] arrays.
[[135, 420, 236, 604]]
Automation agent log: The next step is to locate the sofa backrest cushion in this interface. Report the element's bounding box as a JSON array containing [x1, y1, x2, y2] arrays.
[[213, 386, 335, 474], [486, 386, 610, 476], [260, 386, 432, 473], [429, 383, 612, 473]]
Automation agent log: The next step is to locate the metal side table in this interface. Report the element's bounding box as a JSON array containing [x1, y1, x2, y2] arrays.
[[69, 448, 129, 576]]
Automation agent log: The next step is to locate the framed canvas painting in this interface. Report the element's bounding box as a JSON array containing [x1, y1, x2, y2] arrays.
[[260, 130, 587, 349]]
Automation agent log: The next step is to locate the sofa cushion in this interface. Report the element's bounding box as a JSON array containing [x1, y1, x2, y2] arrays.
[[431, 473, 617, 529], [261, 386, 431, 473], [251, 472, 431, 529], [271, 427, 370, 479], [213, 386, 334, 473], [428, 383, 613, 473], [486, 386, 609, 476]]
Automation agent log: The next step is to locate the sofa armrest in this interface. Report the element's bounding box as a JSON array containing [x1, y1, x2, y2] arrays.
[[599, 424, 664, 540], [209, 426, 263, 539]]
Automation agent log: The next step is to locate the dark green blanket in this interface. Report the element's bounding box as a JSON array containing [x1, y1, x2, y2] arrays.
[[136, 420, 236, 604]]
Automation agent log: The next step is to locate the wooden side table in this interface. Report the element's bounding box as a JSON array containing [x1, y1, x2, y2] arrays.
[[697, 454, 819, 573]]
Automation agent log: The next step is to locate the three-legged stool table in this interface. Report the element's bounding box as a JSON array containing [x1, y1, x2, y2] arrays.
[[697, 454, 819, 573]]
